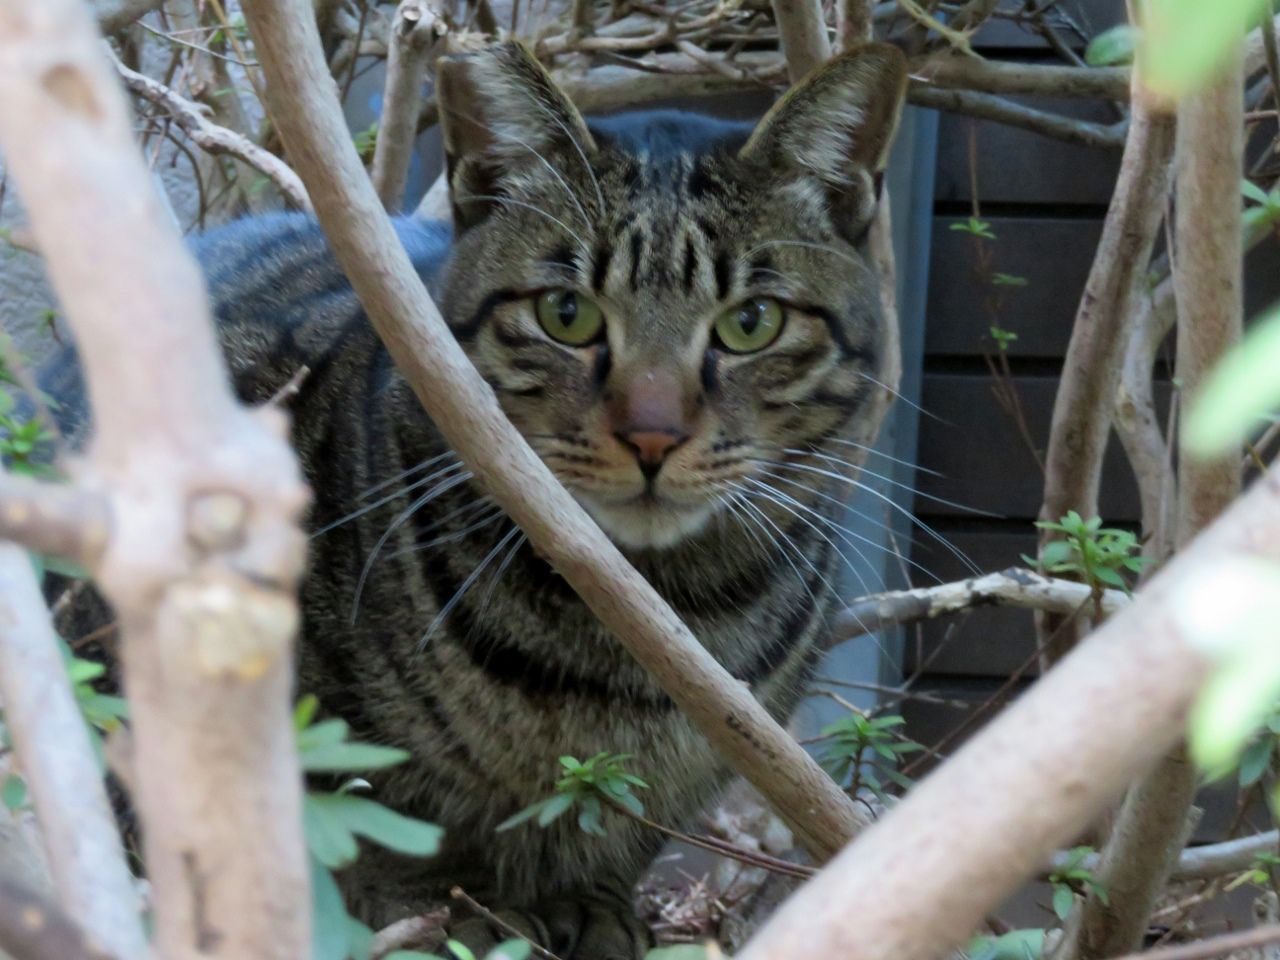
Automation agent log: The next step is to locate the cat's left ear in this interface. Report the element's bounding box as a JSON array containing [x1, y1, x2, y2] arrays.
[[738, 43, 908, 233], [436, 42, 597, 229]]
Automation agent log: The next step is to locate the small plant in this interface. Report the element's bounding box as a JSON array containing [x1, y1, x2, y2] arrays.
[[295, 695, 444, 960], [989, 326, 1019, 351], [1225, 851, 1280, 891], [816, 712, 922, 803], [1047, 846, 1107, 921], [1084, 24, 1137, 66], [1236, 703, 1280, 788], [354, 122, 379, 164], [950, 216, 997, 240], [1242, 179, 1280, 237], [496, 752, 650, 837], [1029, 511, 1149, 594], [991, 273, 1028, 288], [966, 928, 1045, 960]]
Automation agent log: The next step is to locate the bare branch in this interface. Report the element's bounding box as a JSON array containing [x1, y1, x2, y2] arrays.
[[1046, 830, 1280, 883], [1037, 75, 1175, 660], [0, 521, 145, 960], [908, 85, 1128, 148], [0, 3, 312, 958], [945, 0, 998, 33], [93, 0, 164, 34], [110, 51, 312, 212], [0, 475, 109, 570], [768, 0, 830, 81], [735, 468, 1280, 960], [1110, 924, 1280, 960], [241, 0, 871, 862], [837, 0, 872, 51], [830, 568, 1129, 646], [911, 57, 1130, 100], [370, 0, 446, 211], [0, 875, 121, 960]]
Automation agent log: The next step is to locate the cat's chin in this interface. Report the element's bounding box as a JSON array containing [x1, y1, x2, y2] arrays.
[[576, 495, 715, 551]]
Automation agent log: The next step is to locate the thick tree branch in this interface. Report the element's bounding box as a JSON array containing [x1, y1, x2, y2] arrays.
[[0, 876, 120, 960], [370, 0, 446, 211], [0, 524, 145, 960], [768, 0, 831, 81], [111, 51, 312, 212], [0, 3, 312, 959], [1063, 35, 1251, 960], [240, 0, 871, 862], [0, 475, 109, 570], [736, 467, 1280, 960], [831, 568, 1129, 645], [837, 0, 872, 51], [1037, 70, 1175, 661]]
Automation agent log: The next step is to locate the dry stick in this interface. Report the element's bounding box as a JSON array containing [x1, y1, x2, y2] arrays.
[[0, 474, 110, 570], [1061, 36, 1250, 960], [768, 0, 830, 82], [0, 4, 312, 960], [239, 0, 869, 862], [946, 0, 999, 33], [94, 0, 165, 32], [829, 567, 1129, 645], [837, 0, 873, 50], [911, 56, 1130, 100], [1035, 64, 1175, 665], [1109, 924, 1280, 960], [734, 467, 1280, 960], [449, 888, 564, 960], [111, 51, 312, 212], [1046, 829, 1280, 884], [370, 0, 445, 211], [0, 875, 121, 960], [907, 85, 1127, 149], [0, 523, 146, 960]]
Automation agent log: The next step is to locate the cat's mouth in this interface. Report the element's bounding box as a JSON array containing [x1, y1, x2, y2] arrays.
[[574, 489, 717, 551]]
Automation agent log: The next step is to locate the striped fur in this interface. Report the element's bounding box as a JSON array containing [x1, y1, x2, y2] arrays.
[[45, 42, 907, 958]]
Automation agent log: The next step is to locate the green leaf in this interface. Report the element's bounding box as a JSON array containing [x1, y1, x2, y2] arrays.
[[2, 773, 27, 811], [294, 694, 321, 732], [487, 941, 532, 960], [496, 800, 549, 833], [577, 794, 606, 837], [299, 741, 411, 774], [446, 940, 478, 960], [1239, 737, 1274, 787], [1052, 884, 1076, 921], [967, 929, 1046, 960], [1243, 179, 1273, 205], [297, 718, 350, 750], [303, 794, 359, 869], [383, 953, 446, 960], [1141, 0, 1269, 99], [310, 855, 353, 960], [1191, 629, 1280, 776], [310, 794, 442, 858], [1086, 24, 1137, 65], [1185, 305, 1280, 456], [536, 792, 575, 827], [992, 273, 1029, 288], [645, 947, 713, 960]]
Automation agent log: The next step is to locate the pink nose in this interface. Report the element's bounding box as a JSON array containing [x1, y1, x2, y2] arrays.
[[616, 429, 686, 473]]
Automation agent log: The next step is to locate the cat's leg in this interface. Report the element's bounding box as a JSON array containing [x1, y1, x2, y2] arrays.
[[447, 884, 652, 960]]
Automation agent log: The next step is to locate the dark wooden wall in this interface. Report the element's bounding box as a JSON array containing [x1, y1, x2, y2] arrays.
[[898, 0, 1280, 841]]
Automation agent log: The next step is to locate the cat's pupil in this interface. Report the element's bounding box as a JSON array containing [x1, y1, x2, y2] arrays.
[[739, 301, 763, 335], [557, 293, 578, 327]]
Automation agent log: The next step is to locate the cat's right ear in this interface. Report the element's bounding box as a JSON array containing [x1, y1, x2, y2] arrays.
[[436, 42, 596, 230], [738, 43, 907, 237]]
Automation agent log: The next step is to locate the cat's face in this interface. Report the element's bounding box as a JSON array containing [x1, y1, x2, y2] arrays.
[[437, 43, 907, 550]]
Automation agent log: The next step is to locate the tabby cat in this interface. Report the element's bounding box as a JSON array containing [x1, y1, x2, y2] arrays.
[[45, 40, 907, 959]]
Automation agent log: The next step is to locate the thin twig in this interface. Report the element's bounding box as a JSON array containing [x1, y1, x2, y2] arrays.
[[449, 888, 564, 960], [1109, 924, 1280, 960], [111, 49, 312, 211]]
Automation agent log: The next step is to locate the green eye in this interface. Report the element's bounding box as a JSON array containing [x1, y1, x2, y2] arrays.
[[714, 297, 785, 353], [534, 290, 605, 346]]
